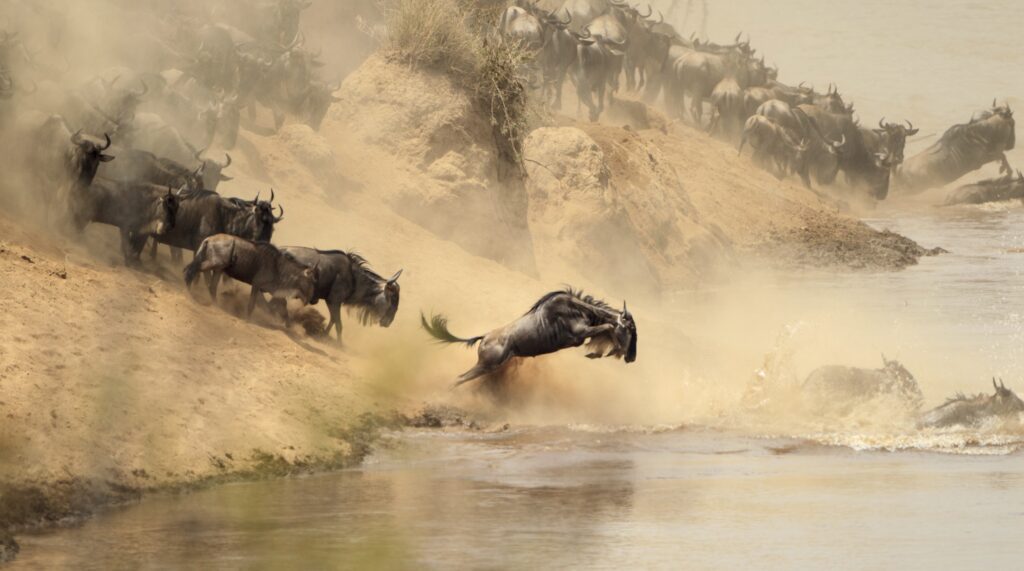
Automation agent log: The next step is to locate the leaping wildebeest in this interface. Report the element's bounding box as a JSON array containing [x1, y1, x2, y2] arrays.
[[896, 101, 1015, 194], [278, 247, 402, 343], [421, 288, 637, 387]]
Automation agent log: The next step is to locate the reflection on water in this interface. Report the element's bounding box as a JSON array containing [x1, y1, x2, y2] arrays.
[[11, 427, 1024, 570]]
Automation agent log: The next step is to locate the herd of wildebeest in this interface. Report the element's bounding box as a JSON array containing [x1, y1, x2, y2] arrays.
[[500, 0, 1017, 202], [0, 0, 1020, 417]]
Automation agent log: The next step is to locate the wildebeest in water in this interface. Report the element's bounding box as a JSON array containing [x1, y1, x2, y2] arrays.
[[422, 288, 637, 387], [919, 378, 1024, 429]]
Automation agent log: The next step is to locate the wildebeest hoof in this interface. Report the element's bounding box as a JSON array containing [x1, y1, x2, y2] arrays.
[[585, 352, 602, 359]]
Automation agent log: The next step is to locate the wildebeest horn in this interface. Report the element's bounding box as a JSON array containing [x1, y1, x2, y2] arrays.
[[994, 377, 999, 390], [134, 80, 148, 98], [905, 119, 913, 130], [269, 188, 275, 203], [273, 204, 284, 222], [100, 133, 112, 150], [70, 129, 83, 145], [637, 4, 652, 18], [192, 145, 206, 161], [388, 269, 403, 283], [560, 11, 572, 25], [879, 117, 886, 129], [993, 98, 997, 108], [254, 191, 260, 203], [221, 153, 232, 168]]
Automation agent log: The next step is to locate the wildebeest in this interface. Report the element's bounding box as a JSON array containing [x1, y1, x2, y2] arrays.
[[919, 378, 1024, 429], [27, 115, 114, 222], [574, 29, 620, 121], [802, 356, 925, 415], [98, 148, 203, 192], [750, 100, 845, 186], [943, 170, 1024, 206], [421, 288, 637, 387], [279, 247, 402, 342], [896, 102, 1016, 194], [738, 114, 803, 178], [861, 118, 918, 166], [82, 181, 180, 265], [799, 103, 894, 198], [184, 234, 316, 325], [151, 188, 282, 256], [499, 5, 546, 51]]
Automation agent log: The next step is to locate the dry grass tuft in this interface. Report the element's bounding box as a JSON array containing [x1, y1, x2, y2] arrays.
[[383, 0, 537, 172]]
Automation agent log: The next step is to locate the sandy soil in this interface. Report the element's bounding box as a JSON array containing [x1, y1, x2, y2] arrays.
[[0, 52, 941, 550]]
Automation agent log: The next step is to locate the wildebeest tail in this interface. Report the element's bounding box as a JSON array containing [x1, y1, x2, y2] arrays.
[[182, 240, 208, 286], [420, 312, 482, 347]]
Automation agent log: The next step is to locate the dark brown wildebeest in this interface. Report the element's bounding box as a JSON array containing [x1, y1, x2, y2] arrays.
[[919, 378, 1024, 429], [943, 170, 1024, 206], [896, 102, 1015, 194], [861, 118, 918, 167], [802, 356, 924, 415], [422, 288, 637, 387], [183, 234, 317, 325], [151, 188, 282, 257], [83, 181, 180, 265], [27, 114, 114, 224], [278, 247, 402, 343]]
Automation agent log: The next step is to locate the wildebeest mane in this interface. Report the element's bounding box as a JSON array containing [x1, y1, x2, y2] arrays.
[[525, 287, 615, 316]]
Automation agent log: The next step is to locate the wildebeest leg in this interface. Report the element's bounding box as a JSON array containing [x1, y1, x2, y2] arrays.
[[119, 229, 136, 267], [149, 238, 159, 260], [170, 247, 183, 262], [998, 152, 1012, 174], [453, 345, 511, 388], [325, 302, 343, 343], [246, 286, 261, 319], [208, 270, 223, 301]]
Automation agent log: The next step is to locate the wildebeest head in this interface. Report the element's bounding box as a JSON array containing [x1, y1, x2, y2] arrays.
[[196, 150, 233, 190], [281, 252, 318, 303], [873, 118, 919, 164], [615, 301, 637, 363], [370, 269, 402, 327], [153, 186, 180, 235], [814, 84, 847, 114], [303, 79, 341, 132], [252, 188, 284, 241], [880, 354, 924, 408], [990, 378, 1024, 415], [71, 130, 115, 180]]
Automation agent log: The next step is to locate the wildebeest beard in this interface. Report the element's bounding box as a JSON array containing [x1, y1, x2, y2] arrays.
[[348, 264, 400, 327]]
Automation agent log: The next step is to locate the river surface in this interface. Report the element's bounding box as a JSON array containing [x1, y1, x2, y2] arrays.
[[11, 208, 1024, 569]]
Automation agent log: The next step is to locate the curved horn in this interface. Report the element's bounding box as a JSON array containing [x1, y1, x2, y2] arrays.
[[638, 4, 652, 18], [222, 153, 232, 168], [100, 133, 112, 150], [388, 269, 403, 283], [70, 129, 83, 145], [994, 377, 999, 390], [653, 10, 663, 24], [734, 32, 742, 43], [905, 119, 914, 130], [269, 188, 275, 203], [879, 117, 886, 129], [273, 204, 284, 222], [193, 145, 206, 161], [134, 80, 148, 98], [254, 191, 260, 203]]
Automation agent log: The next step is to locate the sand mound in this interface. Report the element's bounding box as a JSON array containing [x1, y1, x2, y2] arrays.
[[330, 55, 534, 272], [524, 126, 727, 295]]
